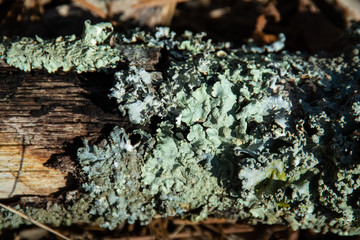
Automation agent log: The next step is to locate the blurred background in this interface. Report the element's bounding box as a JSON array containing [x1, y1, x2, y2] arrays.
[[1, 0, 360, 239]]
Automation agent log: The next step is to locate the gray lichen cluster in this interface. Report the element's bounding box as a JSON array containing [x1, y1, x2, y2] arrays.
[[78, 127, 156, 229], [1, 21, 360, 235], [0, 20, 122, 73]]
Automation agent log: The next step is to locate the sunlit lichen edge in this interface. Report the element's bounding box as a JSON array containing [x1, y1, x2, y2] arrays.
[[1, 21, 360, 236]]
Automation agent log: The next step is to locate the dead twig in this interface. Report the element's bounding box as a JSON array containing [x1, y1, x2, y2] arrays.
[[104, 230, 208, 240], [287, 228, 299, 240], [73, 0, 107, 18], [72, 0, 118, 25], [172, 218, 236, 225], [257, 225, 288, 240], [131, 0, 190, 26], [169, 224, 185, 238], [131, 0, 189, 9], [0, 202, 70, 240]]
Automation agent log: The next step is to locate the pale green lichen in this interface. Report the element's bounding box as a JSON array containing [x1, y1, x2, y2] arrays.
[[352, 101, 360, 123], [1, 22, 360, 236], [110, 66, 165, 124], [0, 193, 97, 229], [104, 24, 360, 235], [2, 20, 122, 73], [0, 39, 6, 58], [78, 127, 156, 229]]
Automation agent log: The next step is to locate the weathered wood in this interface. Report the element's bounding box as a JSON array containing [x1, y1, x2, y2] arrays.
[[0, 64, 122, 198]]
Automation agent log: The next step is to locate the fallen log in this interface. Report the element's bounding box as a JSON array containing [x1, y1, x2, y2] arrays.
[[0, 63, 124, 198], [0, 20, 360, 236]]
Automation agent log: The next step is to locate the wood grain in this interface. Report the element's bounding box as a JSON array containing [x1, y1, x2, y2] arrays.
[[0, 65, 122, 199]]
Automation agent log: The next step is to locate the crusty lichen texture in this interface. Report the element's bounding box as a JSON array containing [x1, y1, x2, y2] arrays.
[[1, 21, 360, 235]]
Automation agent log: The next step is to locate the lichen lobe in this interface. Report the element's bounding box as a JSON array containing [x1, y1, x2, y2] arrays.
[[3, 20, 122, 73]]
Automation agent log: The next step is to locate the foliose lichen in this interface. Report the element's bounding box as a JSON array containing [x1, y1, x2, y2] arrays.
[[1, 21, 360, 236], [0, 20, 122, 73], [78, 127, 156, 229], [99, 23, 360, 234]]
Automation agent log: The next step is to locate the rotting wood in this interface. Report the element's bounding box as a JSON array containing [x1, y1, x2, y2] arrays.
[[0, 63, 123, 199], [0, 43, 161, 199]]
